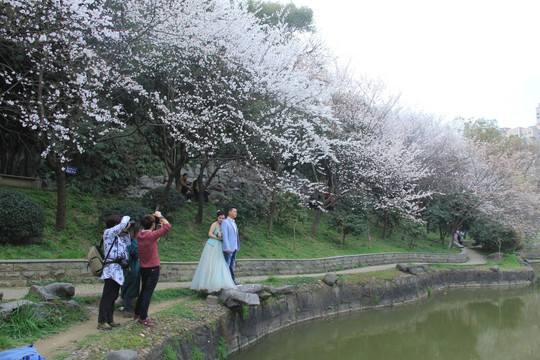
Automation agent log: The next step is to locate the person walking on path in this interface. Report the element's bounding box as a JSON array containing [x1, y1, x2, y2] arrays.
[[121, 221, 140, 317], [134, 211, 171, 327], [97, 215, 131, 331], [191, 211, 236, 293], [221, 206, 240, 285]]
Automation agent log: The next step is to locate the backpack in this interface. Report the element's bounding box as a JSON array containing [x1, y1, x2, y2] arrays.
[[87, 235, 117, 276]]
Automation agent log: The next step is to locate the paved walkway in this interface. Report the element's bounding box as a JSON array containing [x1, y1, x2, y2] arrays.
[[1, 248, 486, 301]]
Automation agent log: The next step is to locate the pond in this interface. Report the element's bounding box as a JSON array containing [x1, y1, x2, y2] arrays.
[[230, 285, 540, 360]]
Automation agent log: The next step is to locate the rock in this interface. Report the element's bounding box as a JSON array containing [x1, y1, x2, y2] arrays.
[[106, 349, 138, 360], [62, 300, 82, 311], [139, 175, 153, 189], [418, 264, 431, 273], [29, 282, 75, 301], [22, 271, 35, 279], [29, 285, 56, 300], [219, 289, 260, 307], [0, 300, 34, 321], [258, 291, 273, 300], [407, 266, 418, 275], [205, 295, 219, 307], [490, 265, 501, 273], [487, 252, 504, 263], [396, 263, 408, 272], [323, 273, 339, 286], [236, 284, 266, 294]]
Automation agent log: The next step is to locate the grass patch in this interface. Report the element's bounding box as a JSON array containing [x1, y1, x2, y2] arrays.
[[0, 185, 461, 261], [216, 337, 228, 359], [159, 303, 202, 320], [250, 276, 320, 286], [0, 302, 89, 351], [340, 269, 402, 285], [151, 288, 200, 302], [431, 253, 522, 270]]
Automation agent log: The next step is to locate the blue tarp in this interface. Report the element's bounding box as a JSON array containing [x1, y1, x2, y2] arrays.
[[0, 344, 46, 360]]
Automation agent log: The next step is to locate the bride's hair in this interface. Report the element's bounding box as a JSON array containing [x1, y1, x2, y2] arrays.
[[217, 210, 225, 218]]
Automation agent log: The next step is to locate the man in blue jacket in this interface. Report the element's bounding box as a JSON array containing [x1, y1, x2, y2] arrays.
[[221, 206, 240, 284]]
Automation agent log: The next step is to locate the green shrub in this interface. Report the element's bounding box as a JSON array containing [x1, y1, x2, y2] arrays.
[[273, 192, 304, 226], [99, 201, 152, 224], [469, 218, 519, 253], [142, 186, 184, 215], [0, 189, 45, 245], [329, 197, 368, 247]]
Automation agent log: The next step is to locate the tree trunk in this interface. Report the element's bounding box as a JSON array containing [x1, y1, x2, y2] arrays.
[[382, 211, 388, 239], [195, 162, 221, 224], [156, 173, 175, 212], [174, 167, 183, 192], [341, 228, 345, 249], [439, 225, 445, 245], [311, 209, 323, 237], [292, 214, 298, 251], [268, 190, 276, 235], [55, 164, 67, 231]]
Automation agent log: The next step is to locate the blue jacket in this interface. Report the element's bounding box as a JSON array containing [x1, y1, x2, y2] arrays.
[[221, 217, 240, 253]]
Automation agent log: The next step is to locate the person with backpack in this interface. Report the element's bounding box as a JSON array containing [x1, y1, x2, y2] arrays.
[[97, 214, 131, 331]]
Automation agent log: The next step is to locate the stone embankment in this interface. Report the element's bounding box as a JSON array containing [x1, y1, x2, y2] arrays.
[[0, 249, 467, 287], [142, 267, 533, 360]]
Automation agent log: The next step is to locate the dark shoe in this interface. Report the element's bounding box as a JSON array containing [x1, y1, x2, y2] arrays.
[[137, 318, 155, 327], [109, 321, 121, 328], [97, 323, 112, 331]]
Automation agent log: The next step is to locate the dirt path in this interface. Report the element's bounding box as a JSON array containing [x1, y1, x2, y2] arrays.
[[33, 297, 188, 360]]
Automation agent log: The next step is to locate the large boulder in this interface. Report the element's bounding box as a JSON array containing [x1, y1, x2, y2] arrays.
[[219, 289, 260, 308], [29, 282, 75, 301], [323, 273, 339, 286], [396, 263, 408, 272], [0, 300, 35, 321], [407, 265, 418, 275], [107, 349, 138, 360]]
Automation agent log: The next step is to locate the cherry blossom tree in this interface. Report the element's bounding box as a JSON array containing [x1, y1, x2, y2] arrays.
[[0, 0, 141, 229], [118, 0, 337, 226]]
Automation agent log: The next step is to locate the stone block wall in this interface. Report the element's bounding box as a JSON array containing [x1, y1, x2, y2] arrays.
[[0, 249, 468, 286]]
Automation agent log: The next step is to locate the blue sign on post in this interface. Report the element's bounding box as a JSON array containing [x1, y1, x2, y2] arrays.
[[66, 166, 77, 175]]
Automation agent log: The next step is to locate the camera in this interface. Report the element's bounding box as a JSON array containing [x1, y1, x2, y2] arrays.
[[115, 258, 129, 269]]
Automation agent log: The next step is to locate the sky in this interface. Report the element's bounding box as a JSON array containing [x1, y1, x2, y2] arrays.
[[289, 0, 540, 128]]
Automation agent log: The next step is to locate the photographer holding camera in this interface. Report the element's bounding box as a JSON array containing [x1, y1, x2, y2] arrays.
[[98, 214, 131, 331], [134, 211, 171, 327]]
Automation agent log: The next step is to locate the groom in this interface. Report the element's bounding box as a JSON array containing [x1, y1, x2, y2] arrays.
[[221, 206, 240, 285]]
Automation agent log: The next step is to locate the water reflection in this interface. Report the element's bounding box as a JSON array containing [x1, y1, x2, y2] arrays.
[[231, 287, 539, 360]]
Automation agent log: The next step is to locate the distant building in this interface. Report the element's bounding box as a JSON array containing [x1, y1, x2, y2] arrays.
[[503, 126, 540, 139], [501, 103, 540, 141]]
